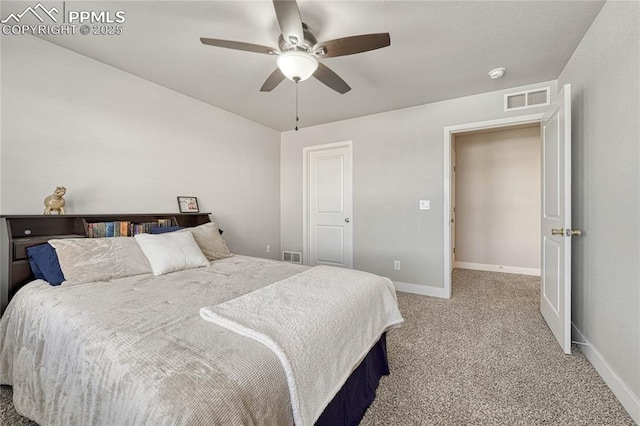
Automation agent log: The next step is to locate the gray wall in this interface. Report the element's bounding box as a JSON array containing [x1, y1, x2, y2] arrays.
[[0, 35, 282, 259], [281, 81, 555, 290], [454, 126, 541, 271], [558, 0, 640, 410]]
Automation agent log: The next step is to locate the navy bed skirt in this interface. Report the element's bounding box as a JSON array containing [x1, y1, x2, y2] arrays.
[[315, 333, 389, 426]]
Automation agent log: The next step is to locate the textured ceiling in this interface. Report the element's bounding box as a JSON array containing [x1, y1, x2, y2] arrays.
[[2, 1, 605, 131]]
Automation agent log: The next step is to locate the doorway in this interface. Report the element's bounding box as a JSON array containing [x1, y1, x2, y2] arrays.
[[443, 113, 545, 297], [452, 124, 541, 276]]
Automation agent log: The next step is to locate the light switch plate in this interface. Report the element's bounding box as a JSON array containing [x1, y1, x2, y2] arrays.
[[419, 200, 430, 210]]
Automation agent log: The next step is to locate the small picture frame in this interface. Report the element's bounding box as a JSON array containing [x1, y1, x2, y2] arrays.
[[177, 196, 199, 213]]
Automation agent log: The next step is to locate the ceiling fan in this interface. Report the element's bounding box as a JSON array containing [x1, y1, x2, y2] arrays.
[[200, 0, 390, 94]]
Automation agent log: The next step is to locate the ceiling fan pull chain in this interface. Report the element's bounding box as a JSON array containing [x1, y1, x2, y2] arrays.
[[295, 77, 300, 131]]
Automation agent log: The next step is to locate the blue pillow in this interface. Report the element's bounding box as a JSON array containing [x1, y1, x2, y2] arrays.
[[150, 226, 183, 234], [25, 244, 65, 286], [27, 252, 46, 280], [149, 225, 224, 235]]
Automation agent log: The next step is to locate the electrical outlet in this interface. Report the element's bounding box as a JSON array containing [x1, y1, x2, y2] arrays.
[[394, 260, 401, 271], [266, 244, 271, 253], [419, 200, 430, 210]]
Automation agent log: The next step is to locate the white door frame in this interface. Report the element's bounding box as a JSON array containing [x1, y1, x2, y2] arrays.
[[443, 113, 544, 298], [302, 141, 353, 266]]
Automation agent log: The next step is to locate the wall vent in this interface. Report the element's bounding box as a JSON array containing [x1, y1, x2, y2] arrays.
[[283, 251, 302, 264], [504, 87, 550, 111]]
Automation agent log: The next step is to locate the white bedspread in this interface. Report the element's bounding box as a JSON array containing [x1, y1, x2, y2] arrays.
[[0, 256, 308, 425], [200, 265, 404, 426]]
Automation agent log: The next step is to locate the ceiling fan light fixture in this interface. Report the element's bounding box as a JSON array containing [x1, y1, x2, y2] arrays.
[[276, 51, 318, 82]]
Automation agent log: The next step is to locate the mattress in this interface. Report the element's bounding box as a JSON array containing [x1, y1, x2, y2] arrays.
[[0, 255, 309, 425]]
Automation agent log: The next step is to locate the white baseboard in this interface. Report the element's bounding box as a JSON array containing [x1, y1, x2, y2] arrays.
[[572, 323, 640, 423], [393, 281, 449, 299], [454, 261, 541, 276]]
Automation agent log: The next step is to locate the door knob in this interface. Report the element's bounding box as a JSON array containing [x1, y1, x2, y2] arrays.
[[450, 219, 455, 223], [344, 218, 350, 223], [552, 228, 582, 237]]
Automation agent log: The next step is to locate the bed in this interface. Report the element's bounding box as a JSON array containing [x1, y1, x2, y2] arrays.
[[0, 214, 403, 425]]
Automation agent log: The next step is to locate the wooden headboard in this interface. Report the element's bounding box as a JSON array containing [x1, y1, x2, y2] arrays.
[[0, 213, 211, 315]]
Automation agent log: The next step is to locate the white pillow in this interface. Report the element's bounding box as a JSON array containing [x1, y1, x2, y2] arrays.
[[134, 232, 210, 276]]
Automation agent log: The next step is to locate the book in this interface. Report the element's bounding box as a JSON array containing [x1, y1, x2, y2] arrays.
[[86, 219, 172, 237], [105, 222, 115, 237], [120, 221, 129, 237], [97, 222, 106, 238], [86, 223, 94, 238]]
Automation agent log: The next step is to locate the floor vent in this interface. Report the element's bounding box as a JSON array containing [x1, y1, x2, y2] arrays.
[[283, 251, 302, 264], [504, 87, 550, 111]]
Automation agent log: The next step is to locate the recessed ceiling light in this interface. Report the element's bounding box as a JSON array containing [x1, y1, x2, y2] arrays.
[[488, 67, 506, 79]]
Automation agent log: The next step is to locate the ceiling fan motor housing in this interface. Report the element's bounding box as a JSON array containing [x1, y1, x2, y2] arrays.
[[278, 23, 321, 55]]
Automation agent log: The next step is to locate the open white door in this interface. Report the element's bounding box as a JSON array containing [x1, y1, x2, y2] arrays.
[[540, 84, 575, 354], [450, 149, 456, 270]]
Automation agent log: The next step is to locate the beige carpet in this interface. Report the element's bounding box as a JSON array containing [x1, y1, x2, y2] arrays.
[[361, 269, 634, 425], [1, 269, 635, 425]]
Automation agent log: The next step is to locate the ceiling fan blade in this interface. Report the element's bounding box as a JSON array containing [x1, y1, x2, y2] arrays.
[[260, 68, 286, 92], [313, 63, 351, 94], [273, 0, 304, 46], [319, 33, 390, 58], [200, 38, 277, 55]]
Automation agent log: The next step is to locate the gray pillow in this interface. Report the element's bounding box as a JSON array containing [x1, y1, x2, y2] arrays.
[[180, 222, 232, 261], [49, 237, 152, 285]]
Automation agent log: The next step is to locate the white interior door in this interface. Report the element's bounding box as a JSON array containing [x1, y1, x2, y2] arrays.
[[540, 84, 572, 354], [308, 145, 353, 268], [451, 149, 456, 270]]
